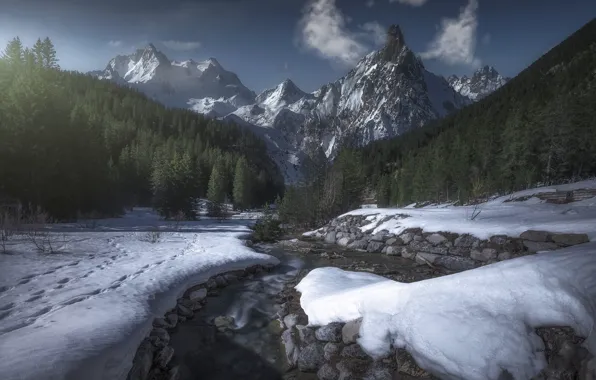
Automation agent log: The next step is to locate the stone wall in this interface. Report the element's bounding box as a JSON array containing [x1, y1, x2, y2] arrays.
[[126, 264, 275, 380], [313, 214, 590, 272]]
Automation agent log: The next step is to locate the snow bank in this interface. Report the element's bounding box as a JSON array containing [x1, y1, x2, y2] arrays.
[[296, 243, 596, 380], [328, 180, 596, 241], [0, 209, 278, 380]]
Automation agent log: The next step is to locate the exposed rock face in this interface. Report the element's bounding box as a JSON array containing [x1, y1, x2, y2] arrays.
[[448, 65, 509, 101]]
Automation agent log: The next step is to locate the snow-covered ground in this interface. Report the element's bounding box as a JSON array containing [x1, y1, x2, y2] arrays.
[[297, 243, 596, 380], [0, 208, 278, 380], [307, 179, 596, 241]]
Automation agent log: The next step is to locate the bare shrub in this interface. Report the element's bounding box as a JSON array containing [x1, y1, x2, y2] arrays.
[[0, 210, 20, 254], [137, 227, 163, 244], [173, 210, 186, 231], [22, 207, 67, 253]]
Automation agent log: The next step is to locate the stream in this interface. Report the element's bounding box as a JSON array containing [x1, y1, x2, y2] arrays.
[[168, 241, 430, 380]]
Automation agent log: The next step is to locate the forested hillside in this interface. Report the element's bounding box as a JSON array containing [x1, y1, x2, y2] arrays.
[[0, 38, 284, 220], [280, 18, 596, 228]]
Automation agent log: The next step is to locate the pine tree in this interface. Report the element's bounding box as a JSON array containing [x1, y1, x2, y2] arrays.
[[232, 156, 251, 210], [41, 37, 59, 69], [33, 38, 44, 66], [2, 37, 23, 65], [207, 160, 226, 216]]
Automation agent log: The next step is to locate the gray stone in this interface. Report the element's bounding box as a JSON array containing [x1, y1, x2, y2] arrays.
[[298, 343, 325, 372], [523, 240, 559, 253], [155, 346, 174, 368], [348, 239, 368, 250], [325, 232, 337, 244], [497, 251, 513, 261], [396, 349, 432, 378], [426, 233, 447, 245], [281, 328, 300, 369], [579, 357, 596, 380], [337, 237, 352, 247], [284, 314, 300, 329], [341, 344, 369, 360], [520, 230, 551, 242], [371, 232, 387, 242], [316, 322, 344, 343], [409, 240, 433, 253], [413, 235, 423, 242], [150, 328, 170, 345], [153, 317, 171, 329], [214, 275, 228, 287], [166, 366, 180, 380], [214, 315, 235, 331], [188, 288, 207, 302], [176, 304, 193, 318], [429, 245, 450, 255], [366, 241, 384, 253], [454, 234, 481, 248], [401, 246, 416, 259], [317, 363, 340, 380], [551, 233, 590, 246], [148, 335, 167, 349], [385, 246, 399, 256], [224, 273, 239, 283], [336, 359, 370, 380], [434, 255, 477, 271], [415, 252, 440, 265], [342, 318, 362, 344], [471, 248, 498, 262], [206, 278, 218, 289], [448, 246, 471, 257], [277, 302, 289, 319], [324, 342, 341, 361], [128, 339, 154, 380], [385, 238, 398, 246], [165, 313, 178, 328], [490, 235, 509, 245], [296, 325, 317, 345], [399, 232, 414, 245], [365, 361, 394, 380], [336, 232, 344, 239]]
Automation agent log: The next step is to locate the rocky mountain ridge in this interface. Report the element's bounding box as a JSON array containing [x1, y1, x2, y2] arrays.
[[448, 65, 510, 101]]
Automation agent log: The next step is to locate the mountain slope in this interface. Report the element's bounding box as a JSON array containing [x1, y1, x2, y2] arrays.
[[448, 65, 510, 101]]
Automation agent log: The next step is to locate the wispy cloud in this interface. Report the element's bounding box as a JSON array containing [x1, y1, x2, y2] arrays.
[[297, 0, 385, 66], [365, 0, 375, 7], [108, 40, 123, 47], [389, 0, 429, 6], [359, 21, 386, 46], [161, 40, 202, 51], [419, 0, 481, 67]]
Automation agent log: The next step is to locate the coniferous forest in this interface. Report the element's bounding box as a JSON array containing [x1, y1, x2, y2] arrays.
[[0, 37, 284, 221], [279, 18, 596, 228]]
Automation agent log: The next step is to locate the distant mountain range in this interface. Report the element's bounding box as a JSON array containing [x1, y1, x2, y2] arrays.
[[90, 26, 508, 182]]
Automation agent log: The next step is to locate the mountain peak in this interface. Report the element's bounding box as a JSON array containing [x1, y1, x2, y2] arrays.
[[382, 24, 407, 62], [448, 65, 508, 101]]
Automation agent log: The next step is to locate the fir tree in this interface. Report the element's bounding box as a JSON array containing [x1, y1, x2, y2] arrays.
[[233, 156, 251, 210]]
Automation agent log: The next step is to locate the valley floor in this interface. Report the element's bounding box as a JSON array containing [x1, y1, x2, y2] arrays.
[[0, 209, 278, 380]]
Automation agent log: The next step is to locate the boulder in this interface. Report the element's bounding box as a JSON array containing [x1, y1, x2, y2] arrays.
[[385, 238, 398, 246], [317, 363, 340, 380], [520, 230, 551, 242], [325, 232, 337, 244], [214, 275, 228, 287], [153, 317, 171, 329], [366, 241, 384, 253], [166, 366, 180, 380], [415, 252, 440, 265], [281, 328, 300, 369], [155, 346, 174, 368], [127, 339, 154, 380], [296, 325, 317, 345], [150, 328, 170, 345], [395, 349, 432, 378], [551, 233, 590, 246], [399, 232, 415, 245], [523, 240, 559, 253], [348, 240, 368, 250], [470, 248, 498, 262], [165, 313, 178, 328], [429, 245, 450, 255], [342, 318, 362, 344], [214, 315, 235, 331], [316, 323, 343, 343], [277, 302, 289, 319], [448, 246, 471, 257], [324, 342, 341, 361], [489, 235, 509, 245], [454, 234, 481, 248], [297, 343, 325, 372], [497, 251, 513, 261], [401, 246, 416, 259], [337, 237, 352, 247], [371, 231, 388, 242], [426, 233, 447, 245], [385, 246, 400, 256], [284, 314, 303, 329], [341, 344, 369, 360], [336, 359, 370, 380], [176, 304, 193, 318], [434, 255, 477, 271]]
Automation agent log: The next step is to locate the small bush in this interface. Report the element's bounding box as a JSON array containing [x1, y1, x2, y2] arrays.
[[251, 211, 283, 243], [22, 207, 67, 253], [0, 210, 19, 254], [138, 227, 163, 244]]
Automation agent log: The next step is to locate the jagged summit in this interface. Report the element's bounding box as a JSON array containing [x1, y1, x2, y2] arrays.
[[448, 65, 509, 101], [382, 24, 407, 62]]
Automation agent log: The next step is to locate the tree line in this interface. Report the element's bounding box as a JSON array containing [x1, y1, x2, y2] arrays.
[[0, 37, 284, 221], [279, 18, 596, 228]]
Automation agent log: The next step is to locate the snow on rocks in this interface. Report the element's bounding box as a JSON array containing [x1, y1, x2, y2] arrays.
[[295, 242, 596, 380]]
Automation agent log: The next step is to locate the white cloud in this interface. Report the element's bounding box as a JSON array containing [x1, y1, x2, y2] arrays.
[[365, 0, 375, 7], [297, 0, 385, 66], [359, 21, 386, 46], [161, 40, 201, 51], [419, 0, 481, 67], [389, 0, 428, 6], [108, 40, 123, 47], [482, 33, 491, 45]]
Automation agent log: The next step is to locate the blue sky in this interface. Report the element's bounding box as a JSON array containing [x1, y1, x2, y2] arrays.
[[1, 0, 594, 93]]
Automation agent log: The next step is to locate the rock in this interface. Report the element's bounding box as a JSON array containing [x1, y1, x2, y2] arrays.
[[166, 366, 180, 380], [268, 319, 284, 335], [316, 322, 344, 343], [148, 335, 167, 350], [214, 315, 235, 331], [413, 235, 423, 242], [348, 239, 368, 250], [365, 361, 394, 380], [342, 318, 362, 344], [284, 314, 300, 329], [396, 349, 432, 377], [337, 237, 352, 247], [281, 328, 300, 369], [317, 363, 340, 380], [325, 232, 337, 244], [277, 302, 289, 319], [155, 346, 174, 368], [415, 252, 439, 265], [324, 342, 341, 361], [470, 248, 498, 262], [214, 275, 228, 287], [551, 233, 590, 246], [341, 344, 369, 360], [150, 328, 170, 345], [224, 273, 239, 283], [399, 232, 414, 245], [371, 232, 387, 242], [401, 246, 416, 259], [520, 230, 552, 242], [523, 240, 559, 253], [336, 232, 344, 239], [366, 241, 384, 253], [497, 251, 512, 261], [448, 246, 471, 257], [429, 245, 449, 255], [128, 339, 154, 380], [296, 325, 317, 345], [434, 255, 477, 271], [188, 288, 207, 302], [579, 357, 596, 380], [153, 317, 171, 329], [336, 359, 370, 380], [409, 240, 433, 253], [490, 235, 509, 245], [385, 246, 399, 256], [454, 234, 480, 248], [426, 233, 447, 245], [297, 343, 325, 372], [385, 238, 398, 246], [206, 278, 218, 289], [176, 304, 193, 318]]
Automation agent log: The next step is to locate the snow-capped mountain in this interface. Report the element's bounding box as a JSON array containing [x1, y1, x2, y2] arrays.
[[90, 43, 256, 116], [91, 26, 471, 182], [448, 66, 510, 101]]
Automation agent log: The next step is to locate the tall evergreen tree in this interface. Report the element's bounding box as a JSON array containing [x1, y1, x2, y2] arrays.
[[233, 156, 251, 210], [41, 37, 59, 69], [2, 37, 23, 65]]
